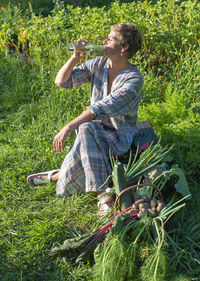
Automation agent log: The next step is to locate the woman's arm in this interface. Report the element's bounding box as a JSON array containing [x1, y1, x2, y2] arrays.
[[55, 39, 88, 85], [55, 56, 79, 85], [53, 109, 95, 153]]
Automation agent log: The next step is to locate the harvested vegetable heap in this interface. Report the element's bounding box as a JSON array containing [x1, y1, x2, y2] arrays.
[[51, 142, 200, 281]]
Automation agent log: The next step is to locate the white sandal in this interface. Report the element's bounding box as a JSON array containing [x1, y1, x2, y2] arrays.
[[27, 169, 60, 186]]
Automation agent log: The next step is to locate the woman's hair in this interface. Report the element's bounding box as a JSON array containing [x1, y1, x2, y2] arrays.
[[111, 23, 142, 58]]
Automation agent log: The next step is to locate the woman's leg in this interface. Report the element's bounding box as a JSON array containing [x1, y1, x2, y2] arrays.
[[78, 121, 112, 192], [56, 121, 112, 197]]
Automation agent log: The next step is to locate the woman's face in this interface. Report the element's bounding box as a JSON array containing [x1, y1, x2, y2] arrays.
[[103, 30, 122, 57]]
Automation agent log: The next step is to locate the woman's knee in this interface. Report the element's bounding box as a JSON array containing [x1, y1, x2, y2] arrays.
[[78, 122, 96, 140], [78, 122, 92, 133]]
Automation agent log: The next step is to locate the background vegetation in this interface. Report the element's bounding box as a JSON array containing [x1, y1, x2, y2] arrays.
[[0, 0, 200, 280], [0, 0, 140, 16]]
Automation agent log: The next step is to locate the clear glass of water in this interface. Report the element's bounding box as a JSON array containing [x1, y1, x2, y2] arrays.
[[67, 43, 104, 53]]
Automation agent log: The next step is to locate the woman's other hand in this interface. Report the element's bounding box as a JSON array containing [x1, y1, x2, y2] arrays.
[[53, 126, 70, 153], [53, 109, 95, 153]]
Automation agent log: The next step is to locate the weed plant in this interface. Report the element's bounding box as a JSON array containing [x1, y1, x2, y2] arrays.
[[0, 0, 200, 280]]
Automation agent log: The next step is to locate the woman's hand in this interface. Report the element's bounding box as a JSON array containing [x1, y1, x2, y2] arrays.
[[53, 109, 95, 154], [72, 38, 88, 61], [53, 126, 70, 154]]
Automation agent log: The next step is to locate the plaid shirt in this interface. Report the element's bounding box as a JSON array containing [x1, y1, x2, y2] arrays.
[[56, 56, 143, 195]]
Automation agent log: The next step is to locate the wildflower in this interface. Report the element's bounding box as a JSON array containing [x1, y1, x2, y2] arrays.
[[175, 60, 178, 64], [179, 52, 181, 56], [152, 66, 155, 69], [8, 42, 15, 48], [198, 39, 200, 42], [175, 76, 177, 80], [165, 82, 169, 86], [172, 42, 175, 46], [150, 81, 153, 84]]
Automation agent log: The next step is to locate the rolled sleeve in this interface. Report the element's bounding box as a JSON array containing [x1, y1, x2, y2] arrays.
[[58, 57, 102, 89], [59, 64, 91, 89]]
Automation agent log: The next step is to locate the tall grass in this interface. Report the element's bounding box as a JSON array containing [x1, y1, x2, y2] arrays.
[[0, 0, 200, 280]]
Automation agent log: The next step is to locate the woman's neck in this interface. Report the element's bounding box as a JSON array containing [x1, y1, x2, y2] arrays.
[[108, 57, 132, 74]]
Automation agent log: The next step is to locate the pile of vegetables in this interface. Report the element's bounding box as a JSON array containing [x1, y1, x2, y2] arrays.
[[51, 142, 199, 281], [92, 195, 191, 281]]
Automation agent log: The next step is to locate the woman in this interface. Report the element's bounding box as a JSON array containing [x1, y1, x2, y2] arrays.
[[27, 23, 143, 216]]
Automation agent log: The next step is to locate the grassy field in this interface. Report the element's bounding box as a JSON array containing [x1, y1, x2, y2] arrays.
[[0, 0, 200, 280]]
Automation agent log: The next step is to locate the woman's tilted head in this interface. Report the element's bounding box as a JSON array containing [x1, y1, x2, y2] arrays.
[[110, 23, 142, 58]]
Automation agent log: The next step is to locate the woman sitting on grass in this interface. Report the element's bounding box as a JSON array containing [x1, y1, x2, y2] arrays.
[[27, 23, 143, 217]]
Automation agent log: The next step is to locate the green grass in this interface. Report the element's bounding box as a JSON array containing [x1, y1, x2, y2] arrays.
[[0, 0, 200, 280]]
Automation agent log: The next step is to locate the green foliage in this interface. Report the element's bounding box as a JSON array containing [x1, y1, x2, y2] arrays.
[[93, 235, 139, 281], [166, 216, 200, 275], [0, 0, 142, 16], [0, 0, 200, 280], [140, 246, 168, 281], [93, 216, 153, 281]]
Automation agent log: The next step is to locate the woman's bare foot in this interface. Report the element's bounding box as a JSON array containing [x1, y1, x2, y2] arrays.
[[51, 171, 60, 181]]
